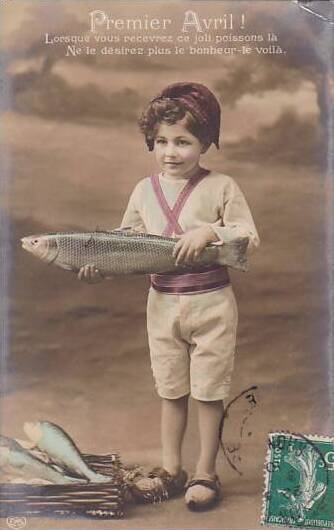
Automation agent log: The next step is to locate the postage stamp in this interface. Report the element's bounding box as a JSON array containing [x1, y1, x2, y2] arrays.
[[262, 432, 334, 529]]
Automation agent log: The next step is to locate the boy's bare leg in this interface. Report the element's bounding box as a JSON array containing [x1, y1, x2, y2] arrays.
[[185, 399, 223, 505], [133, 395, 188, 493], [161, 395, 189, 474], [195, 399, 223, 476]]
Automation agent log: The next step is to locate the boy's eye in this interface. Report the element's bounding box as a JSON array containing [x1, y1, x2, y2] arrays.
[[154, 138, 191, 146]]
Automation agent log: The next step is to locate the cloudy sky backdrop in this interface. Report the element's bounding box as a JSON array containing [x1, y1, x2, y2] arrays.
[[2, 0, 332, 167]]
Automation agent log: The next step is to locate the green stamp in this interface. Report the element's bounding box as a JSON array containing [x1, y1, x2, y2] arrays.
[[262, 432, 334, 529]]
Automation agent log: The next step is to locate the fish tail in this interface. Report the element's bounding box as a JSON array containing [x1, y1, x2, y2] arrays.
[[216, 237, 250, 271]]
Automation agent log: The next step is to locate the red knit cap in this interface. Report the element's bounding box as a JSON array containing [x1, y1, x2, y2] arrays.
[[151, 82, 221, 150]]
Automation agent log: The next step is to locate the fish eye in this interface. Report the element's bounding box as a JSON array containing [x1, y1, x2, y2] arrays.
[[33, 239, 39, 244]]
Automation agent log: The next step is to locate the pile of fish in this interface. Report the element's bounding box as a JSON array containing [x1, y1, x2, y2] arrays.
[[0, 421, 114, 485], [21, 229, 249, 274]]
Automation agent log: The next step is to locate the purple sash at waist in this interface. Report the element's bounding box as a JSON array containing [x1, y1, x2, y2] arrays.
[[150, 265, 230, 294]]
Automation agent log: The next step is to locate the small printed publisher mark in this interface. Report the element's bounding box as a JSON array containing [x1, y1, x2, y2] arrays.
[[6, 517, 27, 529]]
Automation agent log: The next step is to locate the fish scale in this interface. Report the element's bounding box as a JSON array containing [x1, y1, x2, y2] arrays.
[[54, 231, 216, 274], [21, 230, 250, 274]]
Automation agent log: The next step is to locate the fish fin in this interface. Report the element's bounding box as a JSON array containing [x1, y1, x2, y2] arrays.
[[209, 241, 224, 247], [14, 438, 36, 450], [113, 226, 144, 234], [23, 421, 43, 443], [58, 262, 74, 271], [114, 226, 131, 231]]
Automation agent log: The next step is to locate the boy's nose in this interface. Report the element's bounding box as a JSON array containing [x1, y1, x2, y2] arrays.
[[165, 142, 177, 156]]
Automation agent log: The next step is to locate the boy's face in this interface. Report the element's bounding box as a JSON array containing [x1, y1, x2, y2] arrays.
[[154, 119, 206, 179]]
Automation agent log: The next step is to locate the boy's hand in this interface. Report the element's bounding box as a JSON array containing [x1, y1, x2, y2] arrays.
[[77, 264, 107, 283], [172, 226, 220, 266]]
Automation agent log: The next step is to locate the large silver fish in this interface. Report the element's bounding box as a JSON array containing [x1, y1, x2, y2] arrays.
[[0, 435, 86, 485], [21, 230, 249, 274], [24, 421, 110, 483]]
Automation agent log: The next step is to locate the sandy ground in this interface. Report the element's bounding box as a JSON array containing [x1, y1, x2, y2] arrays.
[[0, 112, 330, 529]]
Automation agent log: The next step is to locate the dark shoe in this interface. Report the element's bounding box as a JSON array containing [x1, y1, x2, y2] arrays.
[[130, 467, 188, 504], [185, 475, 221, 511]]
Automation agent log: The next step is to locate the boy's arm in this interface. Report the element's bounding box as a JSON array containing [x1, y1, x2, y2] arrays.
[[173, 178, 259, 266], [210, 178, 260, 254], [78, 183, 146, 283], [119, 183, 146, 233]]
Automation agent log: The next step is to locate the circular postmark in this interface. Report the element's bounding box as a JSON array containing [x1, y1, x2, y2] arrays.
[[219, 385, 259, 476], [6, 517, 27, 529]]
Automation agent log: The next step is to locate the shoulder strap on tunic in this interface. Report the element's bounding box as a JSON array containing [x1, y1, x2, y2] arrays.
[[150, 169, 230, 294], [150, 169, 209, 236]]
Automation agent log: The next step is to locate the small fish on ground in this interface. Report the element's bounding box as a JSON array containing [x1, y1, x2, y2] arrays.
[[24, 421, 111, 483], [0, 435, 86, 485]]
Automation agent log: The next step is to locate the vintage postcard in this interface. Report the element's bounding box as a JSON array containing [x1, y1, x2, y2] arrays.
[[0, 1, 333, 529]]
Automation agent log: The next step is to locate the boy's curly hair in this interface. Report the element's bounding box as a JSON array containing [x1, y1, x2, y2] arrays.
[[138, 98, 211, 151]]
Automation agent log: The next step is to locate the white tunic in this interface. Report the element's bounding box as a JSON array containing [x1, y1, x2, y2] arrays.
[[121, 170, 260, 252], [120, 170, 260, 400]]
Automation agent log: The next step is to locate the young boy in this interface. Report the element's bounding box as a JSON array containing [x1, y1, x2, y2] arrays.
[[79, 82, 259, 511]]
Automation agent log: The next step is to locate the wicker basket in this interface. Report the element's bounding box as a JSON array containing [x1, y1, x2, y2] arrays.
[[0, 453, 125, 519]]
